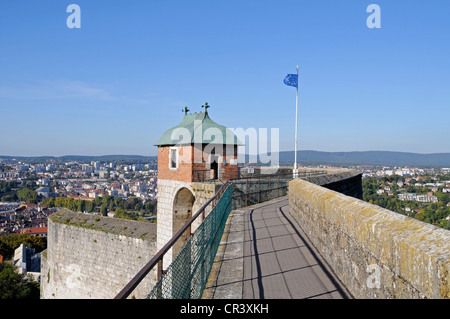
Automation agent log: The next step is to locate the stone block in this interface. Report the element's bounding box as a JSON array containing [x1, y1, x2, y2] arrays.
[[289, 178, 450, 299]]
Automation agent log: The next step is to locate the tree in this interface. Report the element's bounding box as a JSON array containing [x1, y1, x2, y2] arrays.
[[0, 234, 46, 259], [109, 200, 115, 212], [114, 207, 126, 219], [16, 189, 37, 204], [93, 196, 102, 208], [414, 211, 426, 222], [114, 196, 123, 208], [85, 200, 94, 212], [77, 200, 85, 212], [435, 191, 449, 205], [406, 186, 416, 193], [100, 203, 108, 216], [1, 193, 18, 202], [145, 201, 157, 215], [0, 262, 40, 299], [125, 197, 140, 210], [43, 197, 55, 207]]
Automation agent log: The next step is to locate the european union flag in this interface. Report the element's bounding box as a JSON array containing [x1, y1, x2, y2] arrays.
[[283, 74, 298, 88]]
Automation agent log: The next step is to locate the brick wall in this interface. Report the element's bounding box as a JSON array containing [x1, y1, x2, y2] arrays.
[[158, 145, 194, 182], [158, 144, 238, 182]]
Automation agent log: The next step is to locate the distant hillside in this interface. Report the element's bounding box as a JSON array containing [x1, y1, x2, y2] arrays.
[[2, 150, 450, 167], [277, 150, 450, 167]]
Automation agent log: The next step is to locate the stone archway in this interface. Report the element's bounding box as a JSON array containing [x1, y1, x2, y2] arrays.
[[172, 187, 195, 258]]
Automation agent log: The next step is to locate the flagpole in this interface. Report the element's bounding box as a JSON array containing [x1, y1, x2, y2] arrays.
[[293, 65, 299, 178]]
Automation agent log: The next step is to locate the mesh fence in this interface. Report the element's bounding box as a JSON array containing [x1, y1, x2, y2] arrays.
[[231, 175, 292, 210], [147, 184, 233, 299], [145, 171, 326, 299]]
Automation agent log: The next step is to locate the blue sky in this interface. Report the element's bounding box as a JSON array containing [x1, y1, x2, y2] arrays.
[[0, 1, 449, 156]]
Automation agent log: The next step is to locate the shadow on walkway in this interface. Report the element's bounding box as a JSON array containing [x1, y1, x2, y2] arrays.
[[204, 197, 352, 299]]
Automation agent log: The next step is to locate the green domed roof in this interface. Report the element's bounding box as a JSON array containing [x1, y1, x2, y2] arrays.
[[155, 111, 244, 147]]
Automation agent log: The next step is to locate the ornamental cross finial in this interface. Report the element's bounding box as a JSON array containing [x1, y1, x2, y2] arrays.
[[202, 102, 210, 113], [182, 106, 190, 115]]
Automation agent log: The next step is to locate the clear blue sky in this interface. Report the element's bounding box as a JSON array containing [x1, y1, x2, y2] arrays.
[[1, 1, 449, 156]]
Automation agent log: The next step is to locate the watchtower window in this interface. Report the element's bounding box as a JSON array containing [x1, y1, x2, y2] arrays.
[[170, 148, 178, 169]]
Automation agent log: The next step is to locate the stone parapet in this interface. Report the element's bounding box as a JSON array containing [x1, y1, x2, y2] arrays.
[[289, 178, 450, 299], [41, 209, 157, 299]]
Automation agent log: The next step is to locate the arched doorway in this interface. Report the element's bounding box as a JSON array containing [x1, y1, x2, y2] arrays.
[[209, 154, 220, 180], [172, 187, 195, 257]]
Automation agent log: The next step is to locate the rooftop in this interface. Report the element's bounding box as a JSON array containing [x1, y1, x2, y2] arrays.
[[155, 106, 243, 147]]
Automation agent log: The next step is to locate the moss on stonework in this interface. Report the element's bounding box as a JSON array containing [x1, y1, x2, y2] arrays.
[[50, 208, 157, 241]]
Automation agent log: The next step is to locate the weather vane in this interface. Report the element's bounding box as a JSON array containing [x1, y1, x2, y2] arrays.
[[202, 102, 210, 114]]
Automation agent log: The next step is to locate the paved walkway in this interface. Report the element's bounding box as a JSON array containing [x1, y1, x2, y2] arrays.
[[203, 197, 351, 299]]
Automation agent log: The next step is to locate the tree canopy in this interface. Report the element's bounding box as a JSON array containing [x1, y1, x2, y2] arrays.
[[0, 262, 40, 299]]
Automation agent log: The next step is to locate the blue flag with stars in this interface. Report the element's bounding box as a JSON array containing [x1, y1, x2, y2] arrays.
[[283, 74, 298, 88]]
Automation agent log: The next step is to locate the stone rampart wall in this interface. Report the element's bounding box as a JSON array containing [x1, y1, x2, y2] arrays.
[[41, 209, 157, 299], [289, 179, 450, 299], [302, 169, 363, 199]]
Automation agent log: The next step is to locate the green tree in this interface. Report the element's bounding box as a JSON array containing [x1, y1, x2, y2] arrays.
[[435, 191, 449, 204], [114, 207, 126, 219], [114, 196, 123, 208], [85, 200, 94, 212], [77, 200, 85, 212], [1, 193, 18, 202], [0, 234, 47, 259], [0, 262, 40, 299], [109, 200, 115, 212], [93, 196, 102, 208], [43, 197, 55, 207], [414, 211, 426, 222], [16, 189, 37, 204], [144, 201, 157, 215], [100, 203, 108, 216], [55, 197, 65, 208]]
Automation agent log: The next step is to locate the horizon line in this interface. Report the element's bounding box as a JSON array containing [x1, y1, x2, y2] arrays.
[[1, 149, 450, 158]]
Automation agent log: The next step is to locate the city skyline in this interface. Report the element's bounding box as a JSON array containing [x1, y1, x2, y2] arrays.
[[1, 1, 449, 157]]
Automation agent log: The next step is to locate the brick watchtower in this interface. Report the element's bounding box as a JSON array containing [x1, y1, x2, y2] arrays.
[[154, 103, 243, 264]]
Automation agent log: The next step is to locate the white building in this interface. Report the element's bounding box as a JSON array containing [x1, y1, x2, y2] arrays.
[[14, 244, 41, 282], [36, 187, 51, 198]]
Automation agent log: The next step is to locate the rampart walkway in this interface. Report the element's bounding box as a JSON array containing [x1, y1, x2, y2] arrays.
[[203, 197, 352, 299]]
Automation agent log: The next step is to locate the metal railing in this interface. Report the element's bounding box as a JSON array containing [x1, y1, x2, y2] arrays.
[[193, 169, 218, 182], [147, 183, 233, 299], [115, 169, 327, 299], [114, 179, 233, 299], [192, 169, 239, 183]]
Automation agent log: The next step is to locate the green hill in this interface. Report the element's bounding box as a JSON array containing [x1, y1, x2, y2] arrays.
[[277, 150, 450, 167]]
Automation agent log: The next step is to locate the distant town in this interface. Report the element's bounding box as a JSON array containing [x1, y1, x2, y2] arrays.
[[1, 156, 450, 300], [355, 164, 450, 230], [0, 158, 157, 236], [1, 156, 450, 237]]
